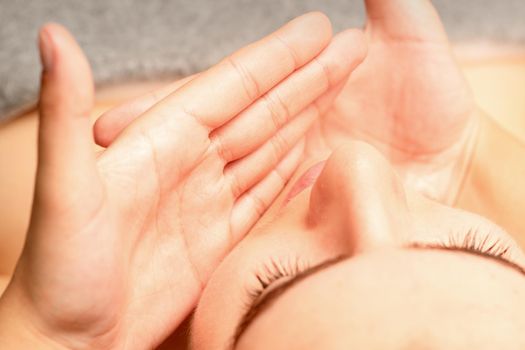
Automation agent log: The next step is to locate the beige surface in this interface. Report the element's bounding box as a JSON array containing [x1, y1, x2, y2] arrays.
[[462, 57, 525, 141], [1, 56, 525, 279]]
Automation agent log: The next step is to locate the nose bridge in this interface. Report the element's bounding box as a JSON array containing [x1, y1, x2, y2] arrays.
[[309, 142, 408, 253]]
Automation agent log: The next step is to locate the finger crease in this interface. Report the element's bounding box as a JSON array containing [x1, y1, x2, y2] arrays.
[[247, 191, 268, 217], [226, 56, 261, 101], [273, 33, 300, 70], [270, 130, 289, 164], [312, 56, 332, 88], [263, 93, 289, 133], [210, 133, 233, 163]]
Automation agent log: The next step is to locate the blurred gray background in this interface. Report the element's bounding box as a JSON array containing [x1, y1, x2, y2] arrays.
[[1, 0, 525, 121]]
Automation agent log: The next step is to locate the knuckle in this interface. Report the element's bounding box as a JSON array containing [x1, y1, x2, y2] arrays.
[[229, 172, 247, 198], [263, 92, 290, 132], [226, 56, 261, 101], [311, 99, 323, 116], [270, 130, 289, 164], [312, 57, 332, 88], [272, 33, 300, 70], [210, 133, 233, 163], [180, 105, 208, 130], [247, 191, 268, 217], [273, 167, 287, 187]]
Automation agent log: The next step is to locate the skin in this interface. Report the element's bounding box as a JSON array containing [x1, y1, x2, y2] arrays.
[[95, 0, 525, 245], [237, 251, 525, 350], [316, 0, 476, 204], [70, 2, 525, 346], [3, 1, 521, 346], [1, 0, 523, 285], [96, 0, 475, 205], [0, 13, 368, 349], [190, 142, 525, 350]]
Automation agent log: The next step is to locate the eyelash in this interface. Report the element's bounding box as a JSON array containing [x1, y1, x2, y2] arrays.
[[245, 229, 515, 307], [436, 228, 512, 257], [244, 256, 308, 309]]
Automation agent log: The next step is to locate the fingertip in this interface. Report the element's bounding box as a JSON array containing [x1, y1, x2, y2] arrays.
[[40, 22, 79, 47], [39, 22, 92, 77], [38, 25, 55, 71], [322, 29, 367, 80], [364, 0, 448, 42], [346, 29, 368, 59], [38, 22, 94, 118], [281, 12, 333, 63], [303, 11, 333, 39], [38, 23, 78, 66], [337, 28, 368, 66], [92, 117, 111, 148], [37, 24, 95, 163], [314, 29, 367, 87]]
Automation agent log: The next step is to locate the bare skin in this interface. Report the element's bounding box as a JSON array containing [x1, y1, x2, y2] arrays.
[[94, 0, 525, 247], [191, 142, 525, 350], [0, 0, 524, 348], [237, 251, 525, 350], [95, 0, 475, 205], [0, 13, 367, 349]]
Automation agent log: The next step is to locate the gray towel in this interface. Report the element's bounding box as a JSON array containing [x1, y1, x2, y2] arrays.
[[1, 0, 524, 122]]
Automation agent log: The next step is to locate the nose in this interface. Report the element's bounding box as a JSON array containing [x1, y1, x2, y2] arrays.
[[308, 141, 410, 254]]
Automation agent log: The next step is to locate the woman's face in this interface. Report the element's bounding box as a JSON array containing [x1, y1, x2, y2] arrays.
[[191, 142, 525, 350]]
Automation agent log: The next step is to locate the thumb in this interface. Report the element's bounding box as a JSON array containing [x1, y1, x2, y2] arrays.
[[35, 23, 100, 210], [364, 0, 448, 43]]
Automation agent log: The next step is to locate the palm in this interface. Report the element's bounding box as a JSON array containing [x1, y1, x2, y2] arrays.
[[95, 139, 235, 347], [309, 0, 477, 202], [20, 127, 240, 348]]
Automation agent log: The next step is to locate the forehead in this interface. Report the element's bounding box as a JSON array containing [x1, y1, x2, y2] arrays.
[[236, 250, 525, 350]]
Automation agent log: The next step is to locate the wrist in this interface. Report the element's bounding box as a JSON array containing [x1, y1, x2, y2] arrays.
[[0, 284, 69, 350]]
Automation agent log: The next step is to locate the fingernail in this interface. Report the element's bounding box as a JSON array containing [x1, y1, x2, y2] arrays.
[[39, 28, 54, 71]]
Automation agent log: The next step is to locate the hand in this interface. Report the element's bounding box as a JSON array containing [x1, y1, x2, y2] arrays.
[[312, 0, 477, 203], [0, 13, 366, 349], [95, 1, 477, 205]]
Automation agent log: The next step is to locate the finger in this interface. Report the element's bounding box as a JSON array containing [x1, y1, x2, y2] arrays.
[[229, 78, 347, 243], [230, 138, 305, 239], [115, 11, 332, 140], [364, 0, 448, 42], [93, 74, 197, 147], [225, 107, 315, 199], [158, 11, 333, 128], [210, 29, 367, 163], [225, 101, 314, 200], [226, 77, 347, 199], [35, 23, 101, 209], [106, 12, 333, 183]]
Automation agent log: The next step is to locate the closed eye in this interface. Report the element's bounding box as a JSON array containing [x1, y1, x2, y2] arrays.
[[231, 232, 525, 347]]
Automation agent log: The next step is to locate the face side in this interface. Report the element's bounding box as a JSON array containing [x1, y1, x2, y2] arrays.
[[190, 143, 525, 350]]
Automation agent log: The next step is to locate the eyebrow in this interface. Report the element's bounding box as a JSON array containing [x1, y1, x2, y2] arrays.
[[231, 245, 525, 346]]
